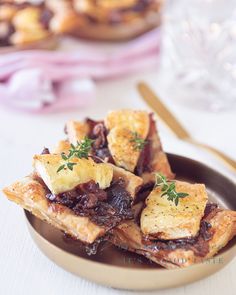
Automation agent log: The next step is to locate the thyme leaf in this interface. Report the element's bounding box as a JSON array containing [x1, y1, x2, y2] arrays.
[[57, 137, 94, 173], [155, 173, 189, 206], [130, 132, 147, 151]]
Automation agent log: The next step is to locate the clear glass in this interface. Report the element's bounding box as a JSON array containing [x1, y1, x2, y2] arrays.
[[160, 0, 236, 111]]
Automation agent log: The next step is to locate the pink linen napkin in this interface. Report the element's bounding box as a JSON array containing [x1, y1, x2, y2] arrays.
[[0, 28, 161, 113]]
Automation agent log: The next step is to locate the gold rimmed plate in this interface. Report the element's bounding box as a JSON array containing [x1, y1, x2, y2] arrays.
[[24, 154, 236, 290]]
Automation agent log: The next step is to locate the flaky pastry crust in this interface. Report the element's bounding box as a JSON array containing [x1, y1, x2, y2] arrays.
[[3, 174, 105, 243], [111, 209, 236, 269], [3, 157, 142, 244]]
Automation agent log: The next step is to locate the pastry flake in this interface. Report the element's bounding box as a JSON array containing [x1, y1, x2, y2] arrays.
[[52, 140, 71, 154], [141, 181, 208, 239], [65, 120, 90, 145]]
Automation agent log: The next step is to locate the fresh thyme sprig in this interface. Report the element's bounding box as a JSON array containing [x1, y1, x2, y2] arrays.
[[57, 137, 94, 173], [155, 173, 189, 206], [130, 131, 147, 151]]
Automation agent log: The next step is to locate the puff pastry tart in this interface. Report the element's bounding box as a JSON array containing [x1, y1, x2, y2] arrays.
[[46, 0, 163, 41], [3, 153, 143, 244], [63, 110, 174, 184], [0, 1, 53, 46], [110, 179, 236, 269], [111, 200, 236, 269]]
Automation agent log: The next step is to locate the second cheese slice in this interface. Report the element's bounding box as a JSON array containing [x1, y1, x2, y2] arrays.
[[33, 155, 113, 195], [141, 181, 208, 240]]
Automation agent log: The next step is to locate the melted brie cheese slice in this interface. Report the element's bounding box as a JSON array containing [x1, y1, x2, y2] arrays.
[[107, 127, 141, 172], [105, 109, 150, 139], [105, 109, 150, 172], [141, 181, 208, 240], [33, 155, 113, 195]]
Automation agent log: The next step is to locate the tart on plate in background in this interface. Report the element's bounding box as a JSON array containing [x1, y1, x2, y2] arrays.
[[47, 0, 163, 41], [0, 0, 57, 52], [0, 0, 163, 53]]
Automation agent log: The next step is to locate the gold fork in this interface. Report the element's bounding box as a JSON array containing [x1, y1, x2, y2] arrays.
[[137, 82, 236, 172]]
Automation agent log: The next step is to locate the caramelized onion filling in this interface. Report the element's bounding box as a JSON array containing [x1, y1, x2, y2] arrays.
[[46, 179, 133, 228], [142, 203, 219, 257], [86, 118, 115, 164]]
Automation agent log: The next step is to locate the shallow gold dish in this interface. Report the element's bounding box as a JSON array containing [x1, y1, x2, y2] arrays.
[[24, 154, 236, 290]]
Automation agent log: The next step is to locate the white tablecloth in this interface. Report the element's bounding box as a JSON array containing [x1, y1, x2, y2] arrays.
[[0, 69, 236, 295]]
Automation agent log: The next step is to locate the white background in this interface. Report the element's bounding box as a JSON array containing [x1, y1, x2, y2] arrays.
[[0, 69, 236, 295]]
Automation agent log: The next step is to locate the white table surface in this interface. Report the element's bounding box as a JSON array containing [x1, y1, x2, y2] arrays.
[[0, 68, 236, 295]]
